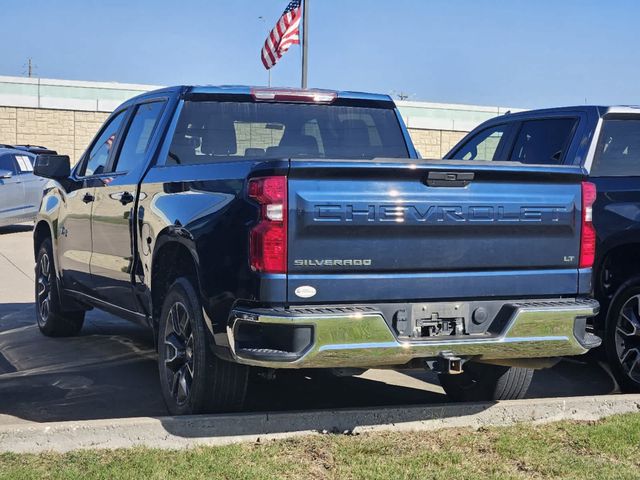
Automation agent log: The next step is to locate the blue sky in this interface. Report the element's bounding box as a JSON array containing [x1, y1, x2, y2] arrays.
[[2, 0, 640, 108]]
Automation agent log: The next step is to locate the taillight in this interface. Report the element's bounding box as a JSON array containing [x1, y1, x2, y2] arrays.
[[250, 88, 337, 104], [579, 181, 597, 268], [248, 176, 288, 273]]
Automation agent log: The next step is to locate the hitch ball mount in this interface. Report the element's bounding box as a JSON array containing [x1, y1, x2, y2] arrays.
[[425, 351, 465, 375]]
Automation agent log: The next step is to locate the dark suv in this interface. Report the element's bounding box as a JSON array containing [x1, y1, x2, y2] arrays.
[[445, 106, 640, 392]]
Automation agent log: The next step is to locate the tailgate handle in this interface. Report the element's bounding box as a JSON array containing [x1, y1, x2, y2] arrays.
[[426, 171, 474, 187]]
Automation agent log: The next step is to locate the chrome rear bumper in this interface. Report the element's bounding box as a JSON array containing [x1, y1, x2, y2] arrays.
[[227, 298, 599, 369]]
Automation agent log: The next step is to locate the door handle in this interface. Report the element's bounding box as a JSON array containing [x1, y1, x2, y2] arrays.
[[425, 171, 475, 187], [117, 191, 135, 206], [82, 192, 95, 204]]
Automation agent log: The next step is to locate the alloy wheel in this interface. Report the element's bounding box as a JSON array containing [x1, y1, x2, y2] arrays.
[[163, 302, 195, 406], [614, 294, 640, 384], [36, 252, 52, 327]]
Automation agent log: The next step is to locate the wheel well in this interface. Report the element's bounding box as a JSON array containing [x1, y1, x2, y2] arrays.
[[595, 243, 640, 321], [33, 221, 52, 260], [151, 241, 199, 329]]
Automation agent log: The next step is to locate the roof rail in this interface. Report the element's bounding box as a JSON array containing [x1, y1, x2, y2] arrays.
[[15, 144, 49, 149], [0, 144, 58, 154]]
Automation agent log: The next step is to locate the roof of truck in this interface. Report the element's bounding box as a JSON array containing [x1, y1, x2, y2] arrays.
[[488, 105, 640, 122], [455, 105, 640, 142], [120, 85, 395, 107], [0, 146, 36, 156]]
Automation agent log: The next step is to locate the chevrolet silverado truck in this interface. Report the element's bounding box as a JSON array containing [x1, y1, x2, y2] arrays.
[[32, 86, 599, 414], [445, 105, 640, 393]]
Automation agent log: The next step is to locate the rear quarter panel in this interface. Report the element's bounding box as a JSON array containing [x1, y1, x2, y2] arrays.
[[137, 160, 289, 337]]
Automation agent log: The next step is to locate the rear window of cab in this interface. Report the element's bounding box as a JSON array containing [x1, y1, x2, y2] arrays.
[[165, 100, 409, 165]]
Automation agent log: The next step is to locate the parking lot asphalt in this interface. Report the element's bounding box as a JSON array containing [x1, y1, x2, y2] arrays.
[[0, 225, 619, 425]]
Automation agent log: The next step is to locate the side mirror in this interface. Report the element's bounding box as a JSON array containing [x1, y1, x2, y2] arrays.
[[34, 154, 71, 181], [0, 169, 12, 179]]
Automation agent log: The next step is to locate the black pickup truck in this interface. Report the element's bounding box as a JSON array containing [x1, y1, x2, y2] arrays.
[[33, 86, 599, 414], [445, 106, 640, 392]]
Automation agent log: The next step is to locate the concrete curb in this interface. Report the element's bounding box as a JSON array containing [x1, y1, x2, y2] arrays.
[[1, 394, 639, 453]]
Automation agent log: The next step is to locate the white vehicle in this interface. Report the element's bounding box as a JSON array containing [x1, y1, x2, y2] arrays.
[[0, 146, 48, 227]]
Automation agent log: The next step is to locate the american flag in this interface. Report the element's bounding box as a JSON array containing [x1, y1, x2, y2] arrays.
[[105, 133, 115, 151], [261, 0, 302, 70]]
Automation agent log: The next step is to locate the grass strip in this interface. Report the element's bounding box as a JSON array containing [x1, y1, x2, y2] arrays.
[[1, 412, 639, 479]]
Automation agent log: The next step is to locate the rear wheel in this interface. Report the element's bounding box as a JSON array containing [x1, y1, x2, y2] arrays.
[[158, 277, 249, 415], [35, 238, 84, 337], [439, 362, 534, 402], [605, 277, 640, 393]]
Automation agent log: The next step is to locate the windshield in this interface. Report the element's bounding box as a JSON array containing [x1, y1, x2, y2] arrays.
[[166, 100, 409, 165]]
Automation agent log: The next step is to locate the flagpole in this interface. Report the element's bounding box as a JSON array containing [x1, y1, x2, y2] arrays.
[[301, 0, 309, 89], [258, 16, 272, 87]]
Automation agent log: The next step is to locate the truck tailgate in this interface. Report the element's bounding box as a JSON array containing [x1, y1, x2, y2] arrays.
[[287, 159, 588, 303]]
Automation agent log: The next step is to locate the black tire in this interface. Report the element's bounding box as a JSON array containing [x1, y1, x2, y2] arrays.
[[35, 238, 84, 337], [439, 363, 534, 402], [158, 277, 249, 415], [604, 276, 640, 393]]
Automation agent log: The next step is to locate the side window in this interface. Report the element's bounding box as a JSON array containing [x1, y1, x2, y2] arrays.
[[591, 119, 640, 177], [0, 154, 17, 174], [451, 124, 510, 161], [510, 118, 577, 165], [112, 101, 166, 173], [82, 110, 127, 176]]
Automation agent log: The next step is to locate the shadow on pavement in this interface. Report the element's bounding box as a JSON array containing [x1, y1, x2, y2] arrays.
[[0, 303, 166, 422], [0, 302, 445, 423], [157, 401, 498, 441], [245, 369, 446, 413], [527, 351, 618, 398], [0, 225, 33, 236], [0, 300, 619, 427]]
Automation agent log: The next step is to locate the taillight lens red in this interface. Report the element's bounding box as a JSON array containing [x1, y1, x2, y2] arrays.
[[248, 176, 287, 273], [579, 181, 597, 268]]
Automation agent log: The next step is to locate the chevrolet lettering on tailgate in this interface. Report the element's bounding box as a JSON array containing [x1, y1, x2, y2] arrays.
[[313, 203, 570, 224]]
